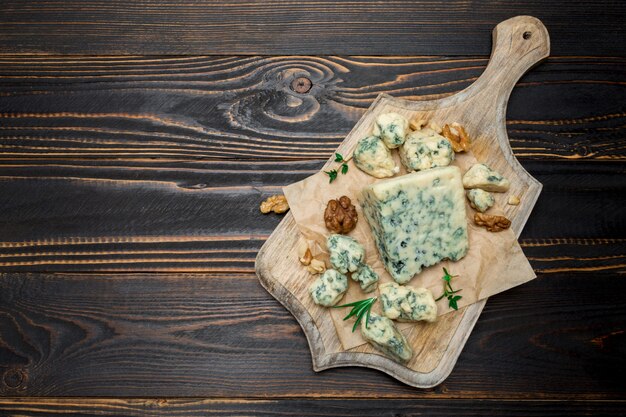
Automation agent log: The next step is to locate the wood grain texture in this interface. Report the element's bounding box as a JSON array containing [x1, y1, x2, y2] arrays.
[[0, 272, 624, 398], [1, 55, 625, 161], [0, 1, 625, 55], [1, 398, 626, 416]]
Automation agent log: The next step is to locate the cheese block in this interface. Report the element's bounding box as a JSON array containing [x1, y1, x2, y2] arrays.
[[466, 189, 495, 213], [359, 166, 469, 283], [351, 264, 379, 293], [462, 163, 510, 192], [379, 282, 437, 322], [327, 234, 365, 274], [399, 128, 454, 172], [372, 112, 409, 149], [361, 312, 413, 363], [309, 269, 348, 307], [353, 135, 399, 178]]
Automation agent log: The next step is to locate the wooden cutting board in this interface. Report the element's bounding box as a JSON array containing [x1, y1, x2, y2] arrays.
[[255, 15, 549, 388]]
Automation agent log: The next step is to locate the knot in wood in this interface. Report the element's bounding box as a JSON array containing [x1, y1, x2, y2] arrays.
[[291, 77, 312, 94], [2, 367, 27, 391]]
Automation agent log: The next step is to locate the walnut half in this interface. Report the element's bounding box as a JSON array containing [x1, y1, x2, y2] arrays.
[[260, 195, 289, 214], [474, 212, 512, 232], [324, 196, 358, 234], [442, 123, 471, 152]]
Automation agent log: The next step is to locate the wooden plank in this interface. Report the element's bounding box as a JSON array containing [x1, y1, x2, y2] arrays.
[[0, 2, 625, 55], [0, 272, 624, 397], [0, 398, 625, 416], [0, 56, 624, 161], [0, 161, 624, 272]]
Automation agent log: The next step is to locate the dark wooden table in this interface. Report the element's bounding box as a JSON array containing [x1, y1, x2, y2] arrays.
[[0, 2, 625, 415]]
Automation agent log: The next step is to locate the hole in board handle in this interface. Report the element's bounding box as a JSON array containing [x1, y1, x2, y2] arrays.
[[523, 31, 532, 40]]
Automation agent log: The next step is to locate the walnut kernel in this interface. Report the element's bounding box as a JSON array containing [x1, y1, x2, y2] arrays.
[[260, 195, 289, 214], [324, 196, 358, 234], [508, 195, 520, 206], [306, 259, 326, 274], [442, 123, 471, 152], [410, 118, 428, 131], [474, 212, 512, 232]]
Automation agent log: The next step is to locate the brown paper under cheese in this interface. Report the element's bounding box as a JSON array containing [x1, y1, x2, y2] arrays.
[[283, 151, 536, 350]]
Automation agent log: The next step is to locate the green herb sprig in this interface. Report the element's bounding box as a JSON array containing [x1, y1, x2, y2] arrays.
[[325, 153, 350, 183], [435, 268, 463, 310], [333, 296, 377, 332]]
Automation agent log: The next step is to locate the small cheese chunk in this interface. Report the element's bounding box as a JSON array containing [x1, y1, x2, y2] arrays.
[[351, 264, 379, 293], [372, 112, 409, 149], [309, 269, 348, 307], [466, 189, 495, 213], [462, 163, 510, 192], [379, 282, 437, 322], [327, 234, 365, 274], [400, 128, 454, 172], [360, 166, 469, 283], [353, 135, 399, 178], [361, 312, 413, 363]]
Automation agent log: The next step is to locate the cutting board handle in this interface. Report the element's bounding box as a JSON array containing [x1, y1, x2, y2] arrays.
[[476, 16, 550, 99]]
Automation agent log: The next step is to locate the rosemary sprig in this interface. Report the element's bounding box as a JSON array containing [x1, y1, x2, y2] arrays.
[[333, 297, 377, 332], [435, 267, 463, 310]]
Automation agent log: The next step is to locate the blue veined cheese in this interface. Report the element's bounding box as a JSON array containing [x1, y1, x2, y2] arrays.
[[361, 312, 413, 363], [462, 163, 510, 192], [351, 264, 379, 293], [466, 189, 495, 213], [359, 166, 469, 284], [379, 282, 437, 322], [400, 128, 454, 172], [309, 269, 348, 307], [353, 135, 399, 178], [372, 112, 409, 149], [327, 234, 365, 274]]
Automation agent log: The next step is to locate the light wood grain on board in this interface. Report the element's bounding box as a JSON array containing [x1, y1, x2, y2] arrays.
[[256, 16, 550, 387]]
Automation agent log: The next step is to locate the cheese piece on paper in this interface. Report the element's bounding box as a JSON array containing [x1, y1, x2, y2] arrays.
[[359, 166, 469, 284]]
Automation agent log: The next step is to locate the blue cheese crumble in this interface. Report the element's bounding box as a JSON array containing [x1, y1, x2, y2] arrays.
[[466, 189, 495, 213], [327, 234, 365, 274], [379, 282, 437, 322], [351, 264, 379, 293], [353, 135, 399, 178], [309, 269, 348, 307], [361, 312, 413, 363], [462, 163, 510, 192], [372, 112, 409, 149], [359, 166, 469, 284], [400, 128, 454, 172]]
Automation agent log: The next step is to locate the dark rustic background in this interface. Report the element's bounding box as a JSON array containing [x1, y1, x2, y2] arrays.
[[0, 1, 625, 416]]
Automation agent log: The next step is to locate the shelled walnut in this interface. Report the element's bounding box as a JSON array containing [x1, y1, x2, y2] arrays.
[[259, 195, 289, 214], [442, 123, 471, 152], [474, 212, 511, 232], [324, 196, 358, 234]]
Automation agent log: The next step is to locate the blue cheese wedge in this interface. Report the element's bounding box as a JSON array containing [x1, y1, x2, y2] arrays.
[[353, 135, 399, 178], [327, 234, 365, 274], [400, 128, 454, 172], [372, 112, 409, 149], [361, 312, 413, 363], [360, 166, 469, 283], [466, 189, 495, 213], [379, 282, 437, 322], [462, 163, 510, 192], [351, 264, 379, 293], [309, 269, 348, 307]]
